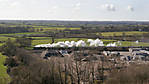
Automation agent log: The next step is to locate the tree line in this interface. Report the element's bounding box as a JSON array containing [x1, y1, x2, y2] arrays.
[[0, 26, 30, 34]]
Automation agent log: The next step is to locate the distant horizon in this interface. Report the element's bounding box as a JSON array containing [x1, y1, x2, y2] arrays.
[[0, 19, 149, 22]]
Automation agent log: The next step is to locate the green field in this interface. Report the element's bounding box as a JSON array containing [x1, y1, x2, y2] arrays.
[[120, 41, 149, 47], [100, 31, 148, 37], [0, 32, 44, 37], [0, 43, 4, 46], [0, 37, 15, 42], [32, 40, 51, 46], [29, 37, 51, 40], [0, 53, 10, 84], [34, 27, 80, 32], [0, 24, 32, 28]]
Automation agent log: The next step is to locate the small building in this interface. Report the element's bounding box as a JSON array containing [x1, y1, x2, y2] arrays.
[[43, 50, 64, 59]]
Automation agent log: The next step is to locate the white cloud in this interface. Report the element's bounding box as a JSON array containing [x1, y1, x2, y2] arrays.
[[72, 2, 81, 11], [0, 0, 20, 8], [10, 2, 20, 7], [75, 3, 80, 7], [48, 6, 59, 14], [52, 6, 58, 9], [127, 5, 134, 12], [0, 0, 8, 2], [74, 6, 80, 10], [102, 4, 116, 11], [48, 10, 53, 13]]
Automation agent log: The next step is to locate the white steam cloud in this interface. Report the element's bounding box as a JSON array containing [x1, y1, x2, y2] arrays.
[[34, 38, 118, 48]]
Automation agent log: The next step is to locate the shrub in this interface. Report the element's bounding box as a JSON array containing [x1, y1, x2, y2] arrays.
[[106, 64, 149, 84]]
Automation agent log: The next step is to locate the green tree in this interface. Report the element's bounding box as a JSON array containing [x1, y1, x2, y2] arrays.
[[1, 39, 17, 57], [15, 37, 31, 48]]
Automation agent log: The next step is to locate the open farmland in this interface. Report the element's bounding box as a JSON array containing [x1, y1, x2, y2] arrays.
[[100, 31, 149, 37], [0, 32, 44, 37], [120, 41, 149, 47], [0, 30, 148, 48], [0, 37, 15, 42], [34, 27, 80, 32], [0, 23, 32, 27], [0, 43, 4, 46], [32, 40, 52, 46]]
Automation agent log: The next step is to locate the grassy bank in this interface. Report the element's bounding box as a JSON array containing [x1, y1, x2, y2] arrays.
[[0, 53, 10, 84]]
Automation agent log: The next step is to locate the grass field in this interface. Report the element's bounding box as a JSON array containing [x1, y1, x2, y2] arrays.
[[120, 41, 149, 47], [100, 31, 148, 37], [29, 37, 51, 40], [0, 53, 10, 84], [32, 40, 51, 46], [0, 32, 44, 37], [0, 24, 32, 28], [0, 43, 4, 46], [34, 27, 80, 32], [0, 37, 15, 42]]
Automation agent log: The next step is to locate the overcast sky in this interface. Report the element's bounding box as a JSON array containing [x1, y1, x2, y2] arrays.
[[0, 0, 148, 21]]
